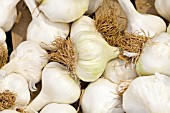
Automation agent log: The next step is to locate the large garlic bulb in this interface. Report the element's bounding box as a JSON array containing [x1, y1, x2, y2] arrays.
[[40, 103, 77, 113], [123, 72, 170, 113], [0, 110, 19, 113], [0, 0, 20, 32], [104, 59, 137, 84], [2, 41, 48, 91], [0, 71, 30, 110], [81, 78, 124, 113], [136, 33, 170, 76], [25, 62, 81, 113], [37, 0, 89, 23], [155, 0, 170, 22], [86, 0, 103, 15], [118, 0, 166, 37]]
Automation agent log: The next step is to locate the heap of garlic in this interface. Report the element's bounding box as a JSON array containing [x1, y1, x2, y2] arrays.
[[2, 41, 48, 91]]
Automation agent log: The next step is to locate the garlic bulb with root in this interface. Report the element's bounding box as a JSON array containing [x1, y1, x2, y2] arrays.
[[104, 59, 137, 84], [136, 32, 170, 76], [118, 0, 166, 37], [0, 0, 20, 32], [0, 71, 30, 111], [40, 103, 77, 113], [155, 0, 170, 22], [86, 0, 103, 15], [81, 78, 124, 113], [24, 0, 69, 51], [36, 0, 89, 23], [0, 110, 19, 113], [123, 72, 170, 113], [2, 41, 48, 91], [25, 62, 81, 113]]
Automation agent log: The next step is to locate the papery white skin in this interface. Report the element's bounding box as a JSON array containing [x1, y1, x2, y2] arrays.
[[123, 72, 170, 113], [73, 31, 119, 82], [40, 103, 77, 113], [0, 110, 19, 113], [136, 32, 170, 76], [118, 0, 166, 37], [2, 41, 48, 91], [25, 62, 81, 113], [86, 0, 103, 14], [0, 0, 20, 32], [155, 0, 170, 22], [104, 59, 137, 84], [81, 78, 124, 113], [37, 0, 89, 23], [24, 0, 69, 51], [0, 71, 30, 110]]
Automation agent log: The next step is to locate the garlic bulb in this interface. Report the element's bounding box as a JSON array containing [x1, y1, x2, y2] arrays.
[[0, 110, 19, 113], [40, 103, 77, 113], [136, 32, 170, 76], [104, 59, 137, 84], [0, 71, 30, 110], [25, 62, 81, 113], [123, 72, 170, 113], [155, 0, 170, 22], [0, 0, 20, 32], [2, 41, 48, 91], [81, 78, 124, 113], [24, 0, 70, 51], [73, 31, 119, 82], [0, 28, 6, 45], [37, 0, 89, 23], [86, 0, 103, 15], [118, 0, 166, 37]]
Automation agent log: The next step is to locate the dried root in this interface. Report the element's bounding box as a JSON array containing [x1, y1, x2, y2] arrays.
[[0, 45, 8, 68]]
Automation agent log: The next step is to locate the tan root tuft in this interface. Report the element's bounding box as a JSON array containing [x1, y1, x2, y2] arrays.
[[0, 45, 8, 68]]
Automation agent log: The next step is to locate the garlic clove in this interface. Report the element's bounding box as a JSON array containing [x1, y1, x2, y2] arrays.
[[81, 78, 124, 113], [40, 103, 77, 113], [0, 110, 19, 113], [38, 0, 89, 23], [118, 0, 166, 37], [25, 62, 81, 113]]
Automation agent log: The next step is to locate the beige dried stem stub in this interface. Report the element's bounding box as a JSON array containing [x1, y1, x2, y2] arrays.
[[0, 45, 8, 68]]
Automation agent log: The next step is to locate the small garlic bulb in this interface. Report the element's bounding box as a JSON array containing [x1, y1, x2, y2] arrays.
[[25, 62, 81, 113], [118, 0, 166, 37], [0, 110, 19, 113], [37, 0, 89, 23], [40, 103, 77, 113], [86, 0, 103, 15], [81, 78, 124, 113], [2, 41, 49, 91]]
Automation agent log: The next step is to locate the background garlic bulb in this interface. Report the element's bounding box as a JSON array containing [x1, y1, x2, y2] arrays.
[[37, 0, 89, 23], [40, 103, 77, 113], [81, 78, 124, 113], [104, 59, 137, 84], [0, 0, 20, 32], [123, 72, 170, 113], [0, 110, 19, 113], [118, 0, 166, 37], [25, 62, 81, 113], [2, 41, 48, 91], [136, 33, 170, 76], [155, 0, 170, 22], [0, 72, 30, 110], [86, 0, 103, 15]]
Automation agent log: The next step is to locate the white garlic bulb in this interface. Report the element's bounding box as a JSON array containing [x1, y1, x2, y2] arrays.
[[104, 59, 137, 84], [0, 71, 30, 110], [2, 41, 48, 91], [81, 78, 124, 113], [25, 62, 81, 113], [136, 32, 170, 76], [0, 110, 19, 113], [123, 72, 170, 113], [155, 0, 170, 22], [37, 0, 89, 23], [118, 0, 166, 37], [24, 0, 70, 51], [40, 103, 77, 113], [0, 28, 6, 45], [86, 0, 103, 14], [0, 0, 20, 32]]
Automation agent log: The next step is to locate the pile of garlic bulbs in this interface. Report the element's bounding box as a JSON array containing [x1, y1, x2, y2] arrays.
[[1, 0, 170, 113]]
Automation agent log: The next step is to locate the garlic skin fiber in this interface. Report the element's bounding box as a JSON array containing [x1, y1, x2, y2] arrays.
[[118, 0, 166, 37], [81, 78, 124, 113], [0, 110, 19, 113], [38, 0, 89, 23], [86, 0, 103, 15], [2, 41, 48, 91], [123, 72, 170, 113], [40, 103, 77, 113], [25, 62, 81, 113]]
